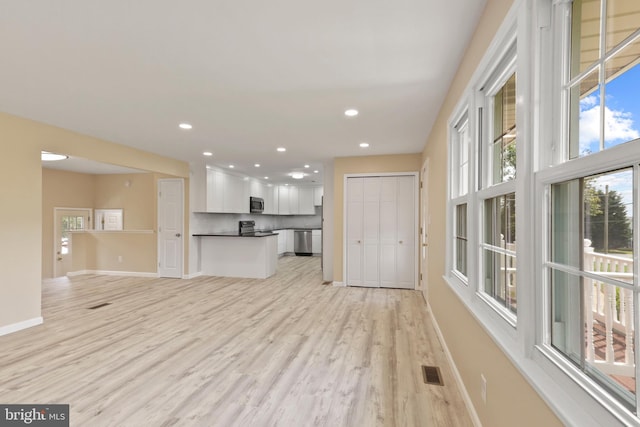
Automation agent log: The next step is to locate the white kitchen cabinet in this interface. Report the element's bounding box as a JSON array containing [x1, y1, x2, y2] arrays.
[[313, 186, 323, 206], [206, 169, 225, 213], [224, 173, 249, 213], [249, 179, 264, 198], [275, 229, 286, 254], [205, 168, 249, 213], [298, 186, 315, 214], [278, 186, 290, 215], [288, 186, 299, 214], [312, 230, 322, 254], [285, 229, 295, 253], [345, 175, 416, 289], [262, 184, 275, 214]]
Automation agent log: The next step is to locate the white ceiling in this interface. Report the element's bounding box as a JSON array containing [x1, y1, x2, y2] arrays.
[[1, 0, 486, 183]]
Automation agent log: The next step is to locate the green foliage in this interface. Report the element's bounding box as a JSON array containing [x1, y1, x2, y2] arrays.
[[584, 187, 632, 252]]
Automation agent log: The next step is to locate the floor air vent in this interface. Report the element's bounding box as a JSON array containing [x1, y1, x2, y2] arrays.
[[88, 303, 112, 310], [422, 365, 444, 386]]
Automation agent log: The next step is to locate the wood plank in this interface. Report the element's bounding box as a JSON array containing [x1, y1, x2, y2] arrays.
[[0, 257, 472, 426]]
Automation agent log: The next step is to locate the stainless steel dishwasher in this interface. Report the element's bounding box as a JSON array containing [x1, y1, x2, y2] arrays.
[[294, 230, 313, 256]]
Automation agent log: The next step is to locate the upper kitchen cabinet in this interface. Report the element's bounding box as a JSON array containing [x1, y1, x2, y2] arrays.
[[278, 185, 290, 215], [205, 167, 249, 213], [249, 179, 264, 199], [206, 168, 225, 212], [313, 186, 323, 206], [298, 186, 315, 214], [195, 166, 321, 215]]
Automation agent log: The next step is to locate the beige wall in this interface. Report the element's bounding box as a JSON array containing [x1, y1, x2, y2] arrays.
[[420, 0, 562, 425], [72, 232, 157, 273], [0, 112, 189, 330], [42, 169, 162, 278], [332, 153, 422, 282], [42, 169, 96, 278], [94, 173, 156, 230]]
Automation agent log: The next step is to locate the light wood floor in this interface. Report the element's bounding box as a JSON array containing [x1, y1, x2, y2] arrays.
[[0, 257, 473, 427]]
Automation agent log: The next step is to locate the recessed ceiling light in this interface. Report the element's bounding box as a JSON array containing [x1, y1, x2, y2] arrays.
[[277, 147, 286, 152], [229, 164, 235, 168], [179, 123, 192, 130], [291, 172, 305, 179], [254, 163, 260, 167], [41, 151, 68, 161], [264, 176, 269, 180], [203, 151, 213, 156], [304, 164, 310, 168], [359, 142, 370, 148], [314, 170, 319, 174], [344, 109, 358, 117]]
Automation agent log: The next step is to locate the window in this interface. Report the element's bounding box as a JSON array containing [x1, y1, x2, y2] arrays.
[[483, 193, 517, 314], [543, 0, 640, 415], [479, 55, 518, 319], [451, 112, 470, 280]]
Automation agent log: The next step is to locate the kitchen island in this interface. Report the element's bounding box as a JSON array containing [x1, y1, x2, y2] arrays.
[[193, 232, 278, 279]]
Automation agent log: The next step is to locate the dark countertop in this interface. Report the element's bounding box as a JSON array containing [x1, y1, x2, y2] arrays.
[[193, 231, 278, 238]]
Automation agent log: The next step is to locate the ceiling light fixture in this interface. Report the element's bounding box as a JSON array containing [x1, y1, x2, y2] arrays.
[[291, 172, 305, 179], [314, 170, 319, 174], [41, 151, 68, 161], [229, 164, 235, 168], [179, 123, 192, 130], [344, 109, 359, 117], [203, 151, 213, 156], [304, 164, 310, 168], [277, 147, 286, 152], [264, 176, 269, 180], [254, 163, 260, 167], [359, 142, 370, 148]]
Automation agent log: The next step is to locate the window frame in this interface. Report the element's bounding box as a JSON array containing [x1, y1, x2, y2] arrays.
[[449, 108, 472, 284]]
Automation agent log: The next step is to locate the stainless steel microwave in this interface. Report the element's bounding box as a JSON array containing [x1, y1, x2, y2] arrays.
[[250, 197, 264, 213]]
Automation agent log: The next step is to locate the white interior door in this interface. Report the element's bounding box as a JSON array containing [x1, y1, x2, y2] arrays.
[[158, 179, 184, 278], [345, 174, 417, 289], [379, 177, 398, 287], [394, 175, 416, 289], [362, 177, 380, 287], [346, 178, 364, 286], [54, 208, 91, 277], [420, 159, 430, 299]]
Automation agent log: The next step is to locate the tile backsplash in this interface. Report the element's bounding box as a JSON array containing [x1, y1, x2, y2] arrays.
[[191, 207, 322, 234]]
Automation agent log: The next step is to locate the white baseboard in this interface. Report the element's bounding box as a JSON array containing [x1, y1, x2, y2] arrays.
[[427, 302, 482, 427], [332, 281, 345, 287], [0, 317, 43, 337], [67, 270, 158, 278]]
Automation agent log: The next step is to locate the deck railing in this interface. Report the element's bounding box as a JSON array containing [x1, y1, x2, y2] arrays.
[[583, 239, 635, 378]]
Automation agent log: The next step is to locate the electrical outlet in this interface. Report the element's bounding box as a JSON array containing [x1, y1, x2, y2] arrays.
[[118, 255, 123, 263], [480, 374, 487, 404]]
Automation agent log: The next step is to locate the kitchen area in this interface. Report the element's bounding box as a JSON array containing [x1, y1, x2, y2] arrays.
[[190, 165, 323, 279]]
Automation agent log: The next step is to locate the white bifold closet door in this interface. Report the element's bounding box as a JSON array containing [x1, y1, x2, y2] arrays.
[[346, 175, 415, 289]]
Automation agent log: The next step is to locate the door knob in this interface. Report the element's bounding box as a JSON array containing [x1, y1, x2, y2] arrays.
[[176, 233, 182, 238], [57, 257, 62, 261]]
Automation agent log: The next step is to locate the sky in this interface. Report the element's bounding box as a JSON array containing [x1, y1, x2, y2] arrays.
[[579, 63, 640, 154], [579, 63, 640, 217]]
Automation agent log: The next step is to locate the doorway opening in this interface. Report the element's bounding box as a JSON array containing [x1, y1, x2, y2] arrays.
[[53, 208, 92, 277]]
